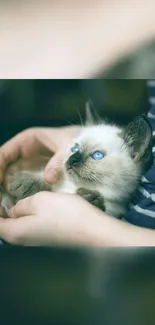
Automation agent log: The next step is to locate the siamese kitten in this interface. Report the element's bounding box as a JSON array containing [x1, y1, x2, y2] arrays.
[[1, 104, 153, 218]]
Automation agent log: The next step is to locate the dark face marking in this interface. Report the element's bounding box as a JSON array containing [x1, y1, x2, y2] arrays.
[[66, 152, 83, 170]]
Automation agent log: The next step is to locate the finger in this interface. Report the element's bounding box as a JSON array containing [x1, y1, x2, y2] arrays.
[[0, 131, 30, 184], [0, 133, 24, 177], [8, 196, 36, 218], [0, 128, 45, 184], [0, 215, 35, 245], [44, 150, 64, 184], [0, 217, 20, 242], [44, 135, 73, 184], [0, 217, 13, 241]]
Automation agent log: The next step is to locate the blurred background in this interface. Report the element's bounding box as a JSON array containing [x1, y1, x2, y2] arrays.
[[1, 0, 155, 78], [101, 41, 155, 79], [0, 79, 149, 144], [1, 247, 155, 325]]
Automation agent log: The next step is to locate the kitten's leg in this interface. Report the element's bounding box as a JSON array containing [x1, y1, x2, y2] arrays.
[[77, 188, 105, 211], [8, 171, 52, 203]]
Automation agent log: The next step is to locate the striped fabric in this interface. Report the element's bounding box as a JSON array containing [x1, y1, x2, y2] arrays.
[[125, 80, 155, 228]]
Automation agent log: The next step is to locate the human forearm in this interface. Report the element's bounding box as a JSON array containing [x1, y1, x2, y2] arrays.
[[84, 208, 155, 247], [1, 0, 155, 78]]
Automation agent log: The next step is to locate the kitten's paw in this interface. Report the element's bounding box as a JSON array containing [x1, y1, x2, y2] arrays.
[[77, 188, 105, 211], [8, 172, 51, 202]]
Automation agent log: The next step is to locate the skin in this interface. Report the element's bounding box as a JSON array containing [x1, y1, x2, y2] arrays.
[[0, 126, 81, 185], [1, 0, 155, 78], [0, 126, 155, 246]]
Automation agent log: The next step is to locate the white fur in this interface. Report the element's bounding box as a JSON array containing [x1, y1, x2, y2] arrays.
[[51, 123, 141, 217]]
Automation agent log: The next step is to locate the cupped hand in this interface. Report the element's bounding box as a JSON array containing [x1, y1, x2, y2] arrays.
[[0, 191, 106, 246], [0, 126, 81, 191], [0, 190, 154, 247]]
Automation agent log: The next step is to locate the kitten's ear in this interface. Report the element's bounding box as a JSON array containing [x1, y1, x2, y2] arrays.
[[85, 100, 100, 125], [123, 115, 152, 161]]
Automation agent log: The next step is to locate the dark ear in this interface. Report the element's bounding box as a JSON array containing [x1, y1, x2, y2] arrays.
[[123, 115, 152, 162], [85, 100, 100, 126]]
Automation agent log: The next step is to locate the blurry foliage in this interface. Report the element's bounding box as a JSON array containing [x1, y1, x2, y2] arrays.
[[0, 79, 148, 144]]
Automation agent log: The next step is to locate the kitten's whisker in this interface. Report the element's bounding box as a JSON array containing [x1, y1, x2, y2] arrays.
[[77, 109, 84, 127], [62, 119, 75, 127], [88, 174, 101, 187]]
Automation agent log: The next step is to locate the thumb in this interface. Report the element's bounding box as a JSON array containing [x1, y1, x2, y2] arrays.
[[44, 149, 64, 184]]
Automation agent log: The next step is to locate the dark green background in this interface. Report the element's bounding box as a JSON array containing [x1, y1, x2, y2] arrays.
[[0, 80, 148, 144]]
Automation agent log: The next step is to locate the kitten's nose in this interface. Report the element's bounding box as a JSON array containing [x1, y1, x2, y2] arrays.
[[67, 152, 83, 169]]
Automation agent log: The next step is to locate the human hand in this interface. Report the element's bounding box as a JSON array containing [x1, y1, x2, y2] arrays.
[[1, 191, 155, 247], [0, 126, 81, 192], [0, 191, 106, 246]]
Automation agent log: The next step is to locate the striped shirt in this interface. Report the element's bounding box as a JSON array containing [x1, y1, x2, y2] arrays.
[[125, 80, 155, 228]]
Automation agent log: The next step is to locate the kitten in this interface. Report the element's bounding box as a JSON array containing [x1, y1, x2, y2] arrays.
[[1, 104, 153, 218]]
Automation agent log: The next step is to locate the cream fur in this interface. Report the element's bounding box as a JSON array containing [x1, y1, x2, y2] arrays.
[[1, 117, 151, 219]]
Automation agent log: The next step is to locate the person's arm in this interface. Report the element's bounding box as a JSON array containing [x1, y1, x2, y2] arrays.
[[0, 191, 154, 246], [1, 0, 155, 78]]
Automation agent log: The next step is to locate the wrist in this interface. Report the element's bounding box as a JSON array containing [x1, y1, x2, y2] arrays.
[[78, 207, 154, 247], [89, 210, 155, 247]]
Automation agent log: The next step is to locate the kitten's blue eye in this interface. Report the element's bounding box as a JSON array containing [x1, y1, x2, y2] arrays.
[[91, 151, 104, 160], [71, 143, 80, 153]]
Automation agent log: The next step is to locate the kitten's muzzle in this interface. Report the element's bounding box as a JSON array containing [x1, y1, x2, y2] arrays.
[[66, 152, 83, 170]]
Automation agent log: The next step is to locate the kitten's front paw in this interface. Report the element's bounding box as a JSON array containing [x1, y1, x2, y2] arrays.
[[8, 172, 39, 202], [77, 188, 105, 211], [8, 172, 51, 203]]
